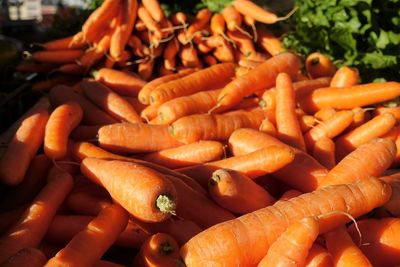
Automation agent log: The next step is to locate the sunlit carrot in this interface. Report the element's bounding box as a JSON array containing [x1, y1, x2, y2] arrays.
[[330, 66, 360, 88]]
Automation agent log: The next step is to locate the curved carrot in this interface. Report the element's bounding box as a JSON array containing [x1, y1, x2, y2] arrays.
[[258, 216, 320, 267], [81, 158, 177, 222], [1, 247, 47, 267], [44, 102, 83, 160], [256, 26, 285, 56], [227, 30, 256, 58], [0, 109, 49, 185], [319, 138, 396, 188], [137, 4, 162, 44], [179, 44, 202, 68], [330, 66, 360, 88], [313, 137, 336, 170], [305, 52, 336, 79], [181, 176, 392, 267], [221, 5, 245, 32], [209, 169, 275, 214]]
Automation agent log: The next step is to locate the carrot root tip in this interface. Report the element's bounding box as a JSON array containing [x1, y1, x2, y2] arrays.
[[156, 194, 177, 215]]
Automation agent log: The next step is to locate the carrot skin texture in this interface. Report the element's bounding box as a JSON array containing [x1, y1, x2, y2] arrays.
[[305, 52, 336, 79], [330, 66, 360, 88], [180, 176, 392, 267], [0, 109, 49, 185]]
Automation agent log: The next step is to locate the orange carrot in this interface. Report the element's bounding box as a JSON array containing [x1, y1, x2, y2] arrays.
[[279, 189, 302, 201], [49, 85, 117, 125], [275, 73, 306, 150], [376, 174, 400, 217], [77, 34, 111, 71], [227, 30, 256, 58], [45, 204, 128, 266], [1, 247, 47, 267], [40, 35, 86, 50], [123, 97, 147, 114], [57, 63, 84, 75], [213, 42, 236, 63], [233, 0, 290, 24], [299, 115, 316, 133], [140, 104, 158, 122], [373, 104, 400, 121], [138, 59, 155, 81], [137, 4, 162, 45], [179, 44, 202, 68], [330, 66, 360, 88], [0, 109, 49, 185], [168, 109, 266, 144], [221, 5, 245, 32], [27, 50, 84, 64], [150, 219, 202, 246], [128, 35, 149, 57], [44, 102, 83, 160], [186, 9, 212, 41], [0, 172, 73, 262], [0, 206, 28, 235], [202, 54, 218, 66], [256, 26, 285, 56], [258, 216, 320, 267], [81, 158, 177, 222], [304, 243, 333, 267], [314, 107, 337, 122], [208, 169, 275, 214], [305, 52, 336, 79], [66, 192, 111, 216], [318, 138, 396, 188], [313, 137, 336, 170], [163, 38, 180, 70], [180, 176, 392, 267]]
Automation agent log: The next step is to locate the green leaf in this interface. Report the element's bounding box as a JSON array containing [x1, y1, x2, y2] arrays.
[[362, 52, 397, 69]]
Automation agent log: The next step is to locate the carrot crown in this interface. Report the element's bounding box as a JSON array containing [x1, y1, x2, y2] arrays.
[[156, 194, 176, 215]]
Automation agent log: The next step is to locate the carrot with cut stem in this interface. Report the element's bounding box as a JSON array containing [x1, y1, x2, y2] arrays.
[[49, 85, 117, 125], [180, 176, 392, 267], [25, 50, 84, 64], [1, 247, 47, 267], [319, 138, 396, 188], [45, 204, 128, 267], [0, 172, 73, 263], [0, 109, 49, 186], [44, 102, 83, 160], [169, 109, 266, 144], [330, 66, 360, 88], [81, 158, 177, 222], [305, 243, 333, 267], [313, 137, 336, 170], [209, 169, 275, 214], [275, 73, 306, 151], [258, 216, 320, 267], [305, 52, 336, 79]]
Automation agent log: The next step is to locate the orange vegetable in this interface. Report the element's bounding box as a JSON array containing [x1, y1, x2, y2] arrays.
[[28, 50, 84, 64], [305, 52, 336, 79], [313, 137, 336, 170], [1, 247, 47, 267], [304, 244, 333, 267], [330, 66, 360, 88]]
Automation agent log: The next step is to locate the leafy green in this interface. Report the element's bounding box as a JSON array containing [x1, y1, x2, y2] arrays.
[[282, 0, 400, 82]]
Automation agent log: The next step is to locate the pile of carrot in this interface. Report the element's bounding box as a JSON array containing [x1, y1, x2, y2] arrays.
[[2, 1, 400, 266]]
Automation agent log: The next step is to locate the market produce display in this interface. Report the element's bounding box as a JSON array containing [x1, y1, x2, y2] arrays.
[[1, 0, 400, 266]]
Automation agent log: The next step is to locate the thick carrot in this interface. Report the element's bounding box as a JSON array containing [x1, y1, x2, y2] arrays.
[[28, 50, 84, 64], [275, 73, 306, 150], [215, 52, 301, 111], [45, 204, 128, 267], [0, 172, 73, 262], [49, 85, 117, 125], [325, 226, 372, 267], [81, 158, 177, 222], [330, 66, 360, 88], [313, 137, 336, 170], [1, 247, 47, 267], [256, 26, 285, 56], [0, 109, 49, 185], [44, 102, 83, 160], [134, 233, 180, 267], [304, 243, 333, 267], [376, 174, 400, 217], [149, 63, 235, 106], [305, 52, 336, 79], [93, 68, 146, 97], [181, 176, 391, 267], [318, 138, 396, 188], [140, 141, 224, 169], [348, 218, 400, 267], [177, 145, 295, 188], [208, 169, 275, 214], [258, 216, 320, 267], [299, 82, 400, 113], [228, 129, 328, 192], [169, 109, 266, 144]]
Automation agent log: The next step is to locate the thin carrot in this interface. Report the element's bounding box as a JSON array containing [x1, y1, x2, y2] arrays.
[[128, 35, 149, 57], [180, 176, 392, 267], [305, 52, 336, 79], [0, 172, 73, 262], [77, 34, 111, 71], [256, 26, 285, 56], [81, 158, 177, 222], [163, 38, 179, 70], [227, 30, 256, 58], [44, 102, 83, 160], [208, 169, 275, 214], [45, 204, 128, 267], [313, 137, 336, 170], [0, 109, 49, 185], [202, 54, 218, 67], [137, 4, 162, 44], [26, 50, 84, 64], [318, 138, 396, 188], [258, 216, 320, 267], [1, 247, 47, 267], [213, 42, 236, 63], [57, 63, 84, 75], [221, 5, 246, 34], [233, 0, 293, 24], [330, 66, 360, 88], [186, 9, 212, 41]]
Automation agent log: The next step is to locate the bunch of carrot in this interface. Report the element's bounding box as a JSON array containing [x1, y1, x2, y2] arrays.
[[17, 0, 288, 92]]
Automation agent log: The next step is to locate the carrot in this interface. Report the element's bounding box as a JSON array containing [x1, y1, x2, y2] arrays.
[[335, 112, 397, 158], [81, 80, 141, 123], [373, 104, 400, 121], [227, 30, 256, 58], [149, 62, 235, 106], [69, 31, 86, 48], [169, 109, 266, 144], [49, 85, 117, 125], [215, 52, 301, 112], [137, 4, 162, 44], [81, 158, 177, 222], [313, 137, 336, 170], [179, 44, 202, 68], [258, 216, 320, 267], [305, 52, 336, 79], [279, 189, 302, 201], [45, 204, 128, 267], [213, 42, 236, 63], [44, 102, 83, 160], [26, 50, 84, 64], [291, 77, 332, 99], [299, 115, 316, 133], [57, 63, 84, 75], [0, 109, 49, 185], [233, 0, 292, 24], [1, 247, 47, 267], [177, 145, 295, 188], [314, 107, 337, 122], [93, 68, 146, 97], [275, 73, 306, 151], [134, 233, 180, 267], [325, 226, 372, 267], [128, 35, 149, 57], [140, 105, 158, 122], [348, 218, 400, 267], [329, 66, 360, 88], [163, 38, 179, 70], [376, 175, 400, 217], [208, 169, 275, 214], [228, 128, 328, 192], [39, 35, 84, 50], [0, 172, 73, 262], [140, 141, 224, 169], [210, 13, 232, 43], [318, 138, 396, 188], [32, 75, 77, 92], [304, 243, 333, 267], [123, 97, 147, 114], [202, 54, 218, 67], [256, 26, 285, 56], [299, 82, 400, 113], [221, 5, 246, 33], [77, 34, 112, 71], [180, 176, 391, 266], [186, 9, 212, 41], [70, 125, 101, 141], [138, 59, 155, 81]]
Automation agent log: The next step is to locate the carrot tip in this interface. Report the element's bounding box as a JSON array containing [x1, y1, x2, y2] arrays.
[[156, 194, 176, 215]]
